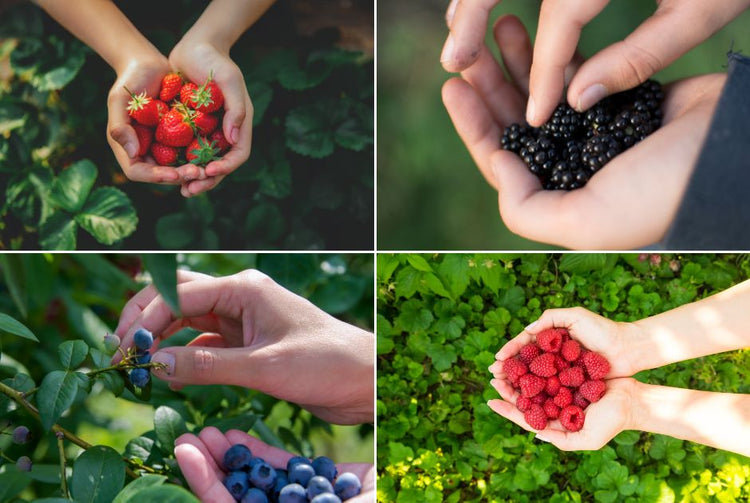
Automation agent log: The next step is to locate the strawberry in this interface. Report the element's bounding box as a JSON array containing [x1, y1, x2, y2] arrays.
[[559, 405, 585, 432], [579, 380, 606, 403], [582, 351, 611, 380], [561, 339, 581, 362], [133, 123, 153, 157], [543, 399, 560, 420], [558, 367, 585, 387], [518, 343, 541, 365], [180, 74, 224, 113], [151, 142, 179, 166], [552, 387, 573, 408], [518, 374, 545, 398], [529, 353, 557, 377], [523, 404, 547, 430], [502, 358, 528, 384], [192, 110, 219, 136], [156, 108, 194, 147], [125, 87, 167, 126], [186, 136, 221, 165], [209, 130, 231, 154], [160, 73, 183, 102], [536, 328, 566, 353]]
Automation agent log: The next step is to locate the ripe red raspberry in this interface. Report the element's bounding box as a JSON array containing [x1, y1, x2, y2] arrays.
[[553, 387, 573, 408], [518, 343, 541, 365], [561, 339, 581, 362], [545, 376, 561, 396], [531, 392, 547, 405], [560, 405, 585, 432], [579, 380, 606, 403], [554, 355, 570, 372], [518, 374, 546, 398], [543, 399, 560, 419], [516, 396, 532, 412], [523, 403, 548, 430], [582, 352, 611, 380], [573, 390, 590, 409], [559, 367, 585, 387], [502, 358, 528, 384], [529, 353, 557, 377], [537, 328, 566, 352]]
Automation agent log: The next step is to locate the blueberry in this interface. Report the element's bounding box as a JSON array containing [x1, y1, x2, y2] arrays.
[[133, 328, 153, 351], [310, 494, 341, 503], [16, 455, 32, 472], [288, 462, 315, 487], [128, 368, 150, 388], [278, 483, 307, 503], [273, 469, 289, 496], [224, 470, 249, 500], [240, 487, 269, 503], [224, 444, 253, 472], [311, 456, 337, 482], [12, 425, 30, 445], [307, 475, 334, 499], [103, 334, 121, 353], [135, 351, 152, 365], [249, 460, 277, 491], [247, 456, 264, 471], [286, 455, 309, 472], [334, 472, 362, 500]]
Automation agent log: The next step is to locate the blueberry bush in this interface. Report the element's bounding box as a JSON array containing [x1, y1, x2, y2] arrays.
[[0, 0, 373, 250], [377, 253, 750, 502], [0, 253, 374, 501]]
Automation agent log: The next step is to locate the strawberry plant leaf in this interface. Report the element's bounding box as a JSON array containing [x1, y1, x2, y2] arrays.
[[143, 254, 181, 317], [58, 339, 88, 369], [49, 159, 97, 213], [154, 405, 188, 451], [39, 211, 77, 250], [0, 98, 28, 135], [75, 187, 137, 245], [155, 213, 194, 249], [247, 80, 273, 126], [37, 370, 79, 430], [285, 102, 335, 158], [0, 312, 38, 341], [71, 445, 125, 503]]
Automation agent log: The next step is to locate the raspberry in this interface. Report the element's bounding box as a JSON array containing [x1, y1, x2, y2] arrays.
[[560, 405, 585, 432], [518, 343, 542, 365], [516, 396, 532, 412], [529, 353, 557, 377], [543, 399, 560, 420], [502, 358, 528, 384], [573, 390, 590, 409], [558, 367, 585, 387], [582, 352, 611, 380], [531, 392, 548, 405], [518, 374, 546, 398], [579, 380, 606, 403], [536, 328, 566, 353], [545, 376, 561, 396], [541, 104, 583, 140], [553, 387, 573, 408], [12, 425, 30, 444], [561, 339, 581, 362], [523, 403, 548, 430], [553, 355, 570, 372]]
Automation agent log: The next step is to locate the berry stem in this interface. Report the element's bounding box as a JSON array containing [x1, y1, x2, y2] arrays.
[[57, 433, 70, 499], [0, 450, 15, 463]]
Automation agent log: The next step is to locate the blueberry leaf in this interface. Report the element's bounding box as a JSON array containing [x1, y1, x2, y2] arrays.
[[71, 445, 125, 503], [58, 339, 88, 369], [37, 370, 79, 430], [142, 254, 181, 317], [153, 406, 188, 451], [0, 313, 38, 341]]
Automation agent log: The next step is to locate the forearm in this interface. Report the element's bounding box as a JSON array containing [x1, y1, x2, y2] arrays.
[[177, 0, 276, 52], [628, 279, 750, 371], [33, 0, 162, 72], [629, 380, 750, 457]]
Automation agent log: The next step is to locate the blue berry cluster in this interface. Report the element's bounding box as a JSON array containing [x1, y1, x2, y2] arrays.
[[128, 328, 153, 388], [222, 444, 362, 502]]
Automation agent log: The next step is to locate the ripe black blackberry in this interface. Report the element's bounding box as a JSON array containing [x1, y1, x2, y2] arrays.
[[548, 161, 590, 190], [501, 123, 533, 154], [542, 104, 583, 139], [582, 103, 614, 137], [608, 110, 653, 147], [582, 134, 621, 172], [519, 134, 559, 176]]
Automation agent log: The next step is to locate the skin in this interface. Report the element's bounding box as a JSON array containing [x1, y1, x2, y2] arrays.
[[175, 427, 375, 503], [488, 280, 750, 455], [442, 15, 725, 249]]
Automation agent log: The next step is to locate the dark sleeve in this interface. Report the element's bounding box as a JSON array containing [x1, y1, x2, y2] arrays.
[[661, 52, 750, 250]]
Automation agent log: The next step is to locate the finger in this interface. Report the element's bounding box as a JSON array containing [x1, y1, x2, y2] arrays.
[[116, 157, 182, 184], [490, 378, 517, 403], [207, 95, 252, 178], [216, 74, 249, 146], [526, 308, 586, 334], [488, 360, 503, 376], [108, 90, 139, 159], [174, 442, 234, 503], [445, 0, 459, 27], [175, 432, 222, 474], [198, 426, 234, 468], [225, 430, 295, 470], [441, 0, 501, 72], [494, 15, 533, 96], [183, 175, 225, 197], [175, 163, 204, 182], [150, 345, 256, 386], [187, 333, 228, 348], [528, 0, 609, 125]]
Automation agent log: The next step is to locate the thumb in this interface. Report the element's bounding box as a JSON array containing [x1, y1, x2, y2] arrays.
[[108, 91, 138, 158], [150, 346, 255, 386]]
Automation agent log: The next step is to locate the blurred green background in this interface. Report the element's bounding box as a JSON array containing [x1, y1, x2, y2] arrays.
[[378, 0, 750, 250]]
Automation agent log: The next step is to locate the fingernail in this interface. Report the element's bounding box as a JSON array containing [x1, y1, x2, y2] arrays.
[[231, 127, 239, 144], [536, 434, 550, 443], [440, 34, 455, 63], [124, 142, 137, 158], [525, 320, 538, 332], [526, 96, 536, 124], [446, 0, 458, 25], [152, 351, 175, 376], [577, 83, 608, 112]]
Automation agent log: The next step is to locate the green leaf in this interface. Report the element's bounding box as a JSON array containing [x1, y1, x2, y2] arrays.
[[251, 418, 286, 450], [124, 436, 155, 462], [0, 98, 27, 135], [247, 81, 273, 126], [30, 41, 86, 91], [334, 100, 373, 152], [49, 159, 97, 213], [560, 254, 609, 274], [437, 254, 470, 298], [426, 343, 457, 371], [115, 485, 200, 502], [309, 275, 367, 314], [154, 405, 188, 450], [156, 213, 194, 249], [71, 445, 125, 503], [62, 297, 112, 348], [37, 370, 79, 430], [58, 340, 88, 369], [285, 102, 335, 158], [406, 255, 433, 272], [0, 468, 31, 501], [39, 211, 78, 250], [0, 255, 28, 318], [396, 299, 434, 332], [0, 313, 38, 341], [143, 254, 181, 317], [112, 474, 168, 503], [76, 187, 138, 245]]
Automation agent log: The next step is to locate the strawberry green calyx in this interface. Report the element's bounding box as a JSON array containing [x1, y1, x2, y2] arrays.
[[124, 86, 151, 112], [187, 136, 221, 166]]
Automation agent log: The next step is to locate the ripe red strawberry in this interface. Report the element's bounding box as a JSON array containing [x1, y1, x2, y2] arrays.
[[516, 396, 532, 412], [518, 374, 545, 398], [151, 142, 179, 166], [561, 339, 581, 362], [503, 358, 528, 384], [545, 376, 561, 396], [559, 405, 585, 432], [543, 399, 560, 419], [537, 328, 566, 353], [582, 351, 611, 380], [133, 123, 153, 157], [156, 108, 194, 147], [523, 403, 547, 430], [518, 343, 541, 365], [192, 110, 219, 136], [529, 353, 557, 377], [558, 367, 585, 387], [125, 88, 167, 127], [553, 387, 573, 408], [160, 73, 183, 101], [186, 136, 221, 166], [573, 390, 590, 409], [579, 380, 606, 403], [209, 130, 231, 154], [180, 75, 224, 113]]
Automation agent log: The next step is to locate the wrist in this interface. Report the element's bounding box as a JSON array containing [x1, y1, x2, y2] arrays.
[[618, 320, 657, 375], [623, 379, 647, 431]]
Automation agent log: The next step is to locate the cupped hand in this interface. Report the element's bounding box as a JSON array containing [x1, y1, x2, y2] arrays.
[[108, 56, 202, 184], [442, 15, 725, 249], [488, 377, 637, 450], [113, 270, 373, 425], [169, 41, 253, 197], [175, 427, 375, 503]]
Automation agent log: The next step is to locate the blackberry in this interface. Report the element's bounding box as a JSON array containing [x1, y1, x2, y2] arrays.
[[608, 111, 651, 147], [548, 161, 590, 190], [520, 134, 559, 176], [541, 104, 583, 139], [582, 134, 621, 172], [582, 103, 614, 137], [501, 123, 533, 154]]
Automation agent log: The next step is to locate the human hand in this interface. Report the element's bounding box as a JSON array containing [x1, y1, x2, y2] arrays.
[[442, 15, 725, 249], [441, 0, 749, 125], [175, 427, 375, 503], [113, 270, 373, 425], [169, 41, 253, 197]]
